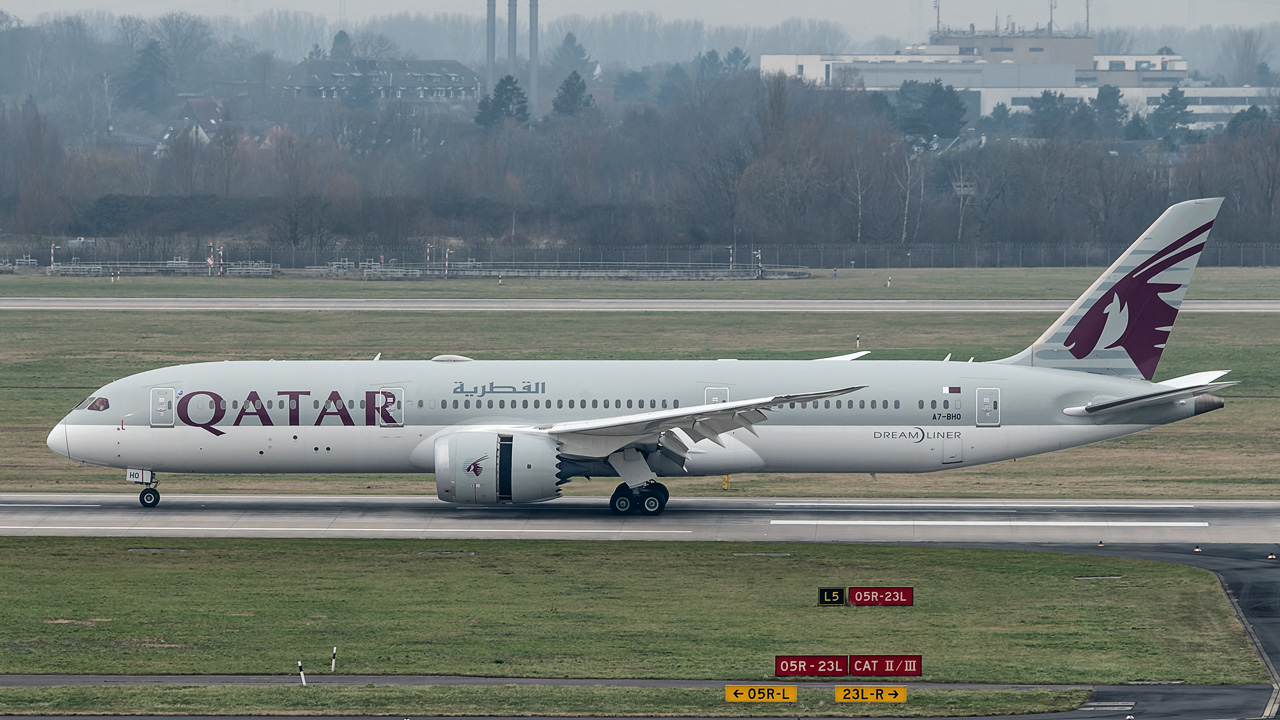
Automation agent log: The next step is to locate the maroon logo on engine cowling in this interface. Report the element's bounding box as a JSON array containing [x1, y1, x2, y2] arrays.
[[465, 455, 489, 477], [1063, 220, 1213, 380]]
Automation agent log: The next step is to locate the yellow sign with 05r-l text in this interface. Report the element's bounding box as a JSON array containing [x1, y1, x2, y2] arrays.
[[725, 685, 797, 702], [836, 686, 906, 703]]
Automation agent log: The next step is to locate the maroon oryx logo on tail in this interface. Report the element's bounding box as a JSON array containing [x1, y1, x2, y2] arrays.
[[465, 455, 489, 477], [1064, 220, 1213, 380]]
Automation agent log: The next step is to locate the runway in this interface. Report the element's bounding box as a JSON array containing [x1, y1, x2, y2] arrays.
[[2, 297, 1279, 313], [2, 493, 1278, 545]]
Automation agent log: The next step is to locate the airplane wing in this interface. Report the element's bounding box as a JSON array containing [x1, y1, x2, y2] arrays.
[[535, 385, 864, 454], [1063, 371, 1235, 417]]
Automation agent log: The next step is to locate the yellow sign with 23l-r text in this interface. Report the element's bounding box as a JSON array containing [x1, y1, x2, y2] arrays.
[[836, 686, 906, 703], [725, 685, 797, 702]]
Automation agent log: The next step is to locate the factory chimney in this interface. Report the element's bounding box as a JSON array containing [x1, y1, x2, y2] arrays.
[[529, 0, 538, 115], [486, 0, 496, 93], [508, 0, 518, 71]]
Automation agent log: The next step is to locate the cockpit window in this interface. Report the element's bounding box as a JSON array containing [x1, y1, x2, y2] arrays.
[[87, 397, 110, 412], [75, 397, 95, 410]]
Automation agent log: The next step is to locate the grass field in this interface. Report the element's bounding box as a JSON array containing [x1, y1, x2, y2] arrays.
[[0, 539, 1265, 686], [1, 265, 1277, 299], [5, 309, 1276, 498], [0, 686, 1091, 717], [1, 271, 1275, 717]]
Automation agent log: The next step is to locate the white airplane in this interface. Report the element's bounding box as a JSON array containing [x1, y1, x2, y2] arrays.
[[48, 199, 1233, 516]]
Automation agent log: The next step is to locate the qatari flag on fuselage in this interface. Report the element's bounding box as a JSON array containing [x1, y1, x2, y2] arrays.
[[943, 386, 961, 394]]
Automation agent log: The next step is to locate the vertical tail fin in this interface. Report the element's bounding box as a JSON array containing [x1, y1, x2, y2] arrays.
[[998, 198, 1223, 380]]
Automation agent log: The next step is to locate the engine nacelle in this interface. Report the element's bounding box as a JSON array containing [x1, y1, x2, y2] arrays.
[[434, 431, 563, 504]]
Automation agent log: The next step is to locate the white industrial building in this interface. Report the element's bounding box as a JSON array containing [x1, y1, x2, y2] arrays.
[[760, 30, 1271, 130]]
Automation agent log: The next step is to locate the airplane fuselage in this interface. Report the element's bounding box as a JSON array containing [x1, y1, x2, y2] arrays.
[[49, 358, 1199, 478]]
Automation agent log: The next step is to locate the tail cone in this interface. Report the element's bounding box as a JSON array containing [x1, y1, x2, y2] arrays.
[[1194, 394, 1225, 416]]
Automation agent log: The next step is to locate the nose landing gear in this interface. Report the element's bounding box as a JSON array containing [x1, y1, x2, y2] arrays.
[[128, 468, 159, 508], [139, 486, 160, 508]]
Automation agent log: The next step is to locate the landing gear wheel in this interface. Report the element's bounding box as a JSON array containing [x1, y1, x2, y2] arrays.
[[139, 487, 160, 508], [650, 482, 669, 502], [638, 487, 667, 516], [609, 483, 637, 515]]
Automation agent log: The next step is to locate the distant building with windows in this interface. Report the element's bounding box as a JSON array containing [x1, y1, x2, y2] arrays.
[[760, 28, 1269, 130], [279, 59, 480, 111]]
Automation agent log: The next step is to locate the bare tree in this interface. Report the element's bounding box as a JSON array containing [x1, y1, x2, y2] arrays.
[[155, 12, 214, 88], [351, 31, 403, 60], [1220, 27, 1273, 86], [115, 15, 148, 56]]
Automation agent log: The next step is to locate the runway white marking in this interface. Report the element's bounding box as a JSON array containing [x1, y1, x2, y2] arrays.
[[0, 525, 693, 534], [0, 504, 101, 507], [771, 520, 1209, 527], [774, 502, 1197, 508]]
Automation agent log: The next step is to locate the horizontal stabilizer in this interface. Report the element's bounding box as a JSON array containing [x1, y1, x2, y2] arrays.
[[1063, 377, 1236, 417], [814, 351, 870, 361]]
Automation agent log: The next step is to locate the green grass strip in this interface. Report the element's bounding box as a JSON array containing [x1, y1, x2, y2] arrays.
[[0, 539, 1265, 685]]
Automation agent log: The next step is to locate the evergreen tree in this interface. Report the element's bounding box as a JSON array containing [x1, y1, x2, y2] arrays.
[[656, 64, 691, 105], [121, 39, 173, 114], [1149, 84, 1192, 136], [1090, 85, 1128, 139], [552, 71, 594, 116], [1226, 105, 1273, 136], [613, 70, 650, 102], [306, 43, 327, 60], [475, 75, 529, 128], [697, 49, 724, 78], [331, 30, 353, 61], [1122, 113, 1152, 140], [1027, 90, 1072, 138], [548, 32, 594, 86], [895, 80, 966, 137], [1068, 102, 1098, 139], [723, 47, 751, 73]]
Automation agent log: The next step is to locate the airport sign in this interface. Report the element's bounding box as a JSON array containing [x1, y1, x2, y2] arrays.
[[836, 686, 906, 703], [725, 685, 797, 702], [849, 655, 921, 676], [818, 587, 845, 605], [776, 655, 848, 676], [849, 587, 914, 606]]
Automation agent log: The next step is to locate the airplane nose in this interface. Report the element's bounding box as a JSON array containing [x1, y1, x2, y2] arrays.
[[47, 421, 71, 460]]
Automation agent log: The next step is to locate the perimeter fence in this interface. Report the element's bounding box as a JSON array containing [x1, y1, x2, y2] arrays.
[[5, 240, 1276, 273]]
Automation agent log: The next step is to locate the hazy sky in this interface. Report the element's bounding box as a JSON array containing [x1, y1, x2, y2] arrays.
[[17, 0, 1280, 42]]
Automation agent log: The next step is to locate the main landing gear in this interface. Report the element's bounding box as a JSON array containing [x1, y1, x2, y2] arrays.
[[610, 481, 669, 516]]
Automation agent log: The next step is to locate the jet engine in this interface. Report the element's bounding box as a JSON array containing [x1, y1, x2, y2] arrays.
[[434, 431, 564, 504]]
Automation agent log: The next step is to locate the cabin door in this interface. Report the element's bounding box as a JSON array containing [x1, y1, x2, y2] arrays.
[[150, 388, 174, 427], [975, 388, 1001, 427]]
